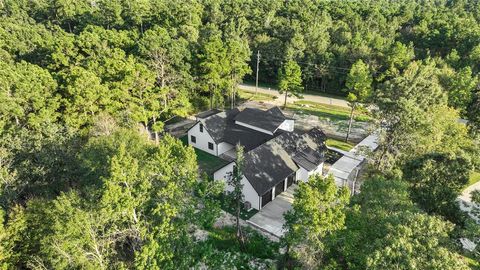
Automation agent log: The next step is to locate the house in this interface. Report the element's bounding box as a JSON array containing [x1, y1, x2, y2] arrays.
[[187, 106, 326, 210]]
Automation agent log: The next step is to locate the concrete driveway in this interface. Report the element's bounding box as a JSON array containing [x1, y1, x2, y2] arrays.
[[247, 185, 297, 238], [458, 180, 480, 223]]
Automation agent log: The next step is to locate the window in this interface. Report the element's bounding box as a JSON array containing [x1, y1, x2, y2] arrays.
[[199, 123, 204, 133], [208, 142, 214, 150], [191, 135, 196, 143]]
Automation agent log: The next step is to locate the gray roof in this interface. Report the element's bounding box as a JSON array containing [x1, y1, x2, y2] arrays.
[[234, 108, 286, 133], [292, 147, 325, 171], [202, 108, 281, 151], [243, 128, 327, 195], [196, 109, 222, 119]]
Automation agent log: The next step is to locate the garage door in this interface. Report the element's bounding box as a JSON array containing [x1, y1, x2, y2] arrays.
[[261, 190, 272, 208], [275, 180, 285, 197], [287, 175, 294, 187]]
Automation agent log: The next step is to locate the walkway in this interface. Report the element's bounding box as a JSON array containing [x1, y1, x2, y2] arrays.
[[328, 132, 379, 193], [238, 83, 349, 108], [247, 185, 297, 239]]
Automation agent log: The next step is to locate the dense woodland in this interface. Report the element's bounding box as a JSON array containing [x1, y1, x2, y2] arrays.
[[1, 0, 480, 269]]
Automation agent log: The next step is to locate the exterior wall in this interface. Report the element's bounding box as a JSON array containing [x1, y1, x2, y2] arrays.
[[213, 162, 234, 183], [278, 119, 295, 132], [217, 142, 234, 156], [187, 121, 217, 156], [235, 121, 273, 135], [296, 167, 310, 182], [213, 162, 261, 210], [296, 162, 324, 182], [241, 177, 261, 210], [310, 162, 323, 176]]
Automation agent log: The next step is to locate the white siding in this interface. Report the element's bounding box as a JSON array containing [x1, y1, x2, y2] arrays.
[[278, 119, 294, 132], [296, 167, 309, 182], [310, 162, 323, 176], [213, 162, 234, 183], [217, 142, 234, 156], [296, 162, 324, 182], [242, 176, 261, 210], [187, 121, 217, 156], [213, 162, 261, 210], [235, 121, 273, 135]]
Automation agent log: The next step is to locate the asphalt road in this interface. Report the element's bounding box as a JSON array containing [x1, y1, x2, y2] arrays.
[[238, 83, 349, 108]]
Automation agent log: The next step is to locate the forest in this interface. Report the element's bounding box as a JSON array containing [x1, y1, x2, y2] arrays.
[[0, 0, 480, 269]]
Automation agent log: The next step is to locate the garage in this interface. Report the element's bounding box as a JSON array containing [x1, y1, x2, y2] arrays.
[[261, 189, 272, 208], [287, 174, 295, 187], [275, 180, 285, 197]]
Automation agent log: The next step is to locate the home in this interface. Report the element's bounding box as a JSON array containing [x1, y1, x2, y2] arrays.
[[187, 106, 326, 210]]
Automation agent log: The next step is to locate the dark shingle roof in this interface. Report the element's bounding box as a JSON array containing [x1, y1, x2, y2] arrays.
[[196, 109, 222, 119], [202, 108, 281, 151], [243, 128, 327, 195], [292, 147, 325, 171], [234, 108, 286, 133]]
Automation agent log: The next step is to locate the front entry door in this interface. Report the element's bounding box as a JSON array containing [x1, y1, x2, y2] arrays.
[[261, 190, 272, 208]]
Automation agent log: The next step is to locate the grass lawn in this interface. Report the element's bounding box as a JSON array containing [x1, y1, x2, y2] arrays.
[[205, 226, 279, 260], [179, 135, 229, 176], [237, 89, 277, 102], [242, 80, 347, 100], [326, 138, 355, 151], [288, 100, 372, 122], [463, 254, 480, 270], [465, 171, 480, 190]]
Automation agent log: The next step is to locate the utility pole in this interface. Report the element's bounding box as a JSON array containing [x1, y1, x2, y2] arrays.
[[255, 50, 260, 95]]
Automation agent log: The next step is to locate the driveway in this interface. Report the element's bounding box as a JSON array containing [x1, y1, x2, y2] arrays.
[[238, 83, 349, 108], [458, 181, 480, 223], [247, 185, 297, 238]]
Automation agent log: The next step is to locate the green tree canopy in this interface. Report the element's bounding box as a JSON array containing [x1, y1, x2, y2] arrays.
[[283, 174, 349, 269], [278, 59, 303, 108]]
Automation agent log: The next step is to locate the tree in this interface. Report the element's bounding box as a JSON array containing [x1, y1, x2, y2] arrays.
[[374, 61, 448, 170], [0, 61, 59, 133], [439, 66, 478, 115], [278, 59, 303, 108], [403, 153, 472, 223], [227, 144, 246, 248], [59, 66, 109, 131], [283, 174, 349, 269], [328, 177, 469, 270], [467, 90, 480, 137], [345, 59, 372, 142], [198, 24, 229, 109], [225, 35, 251, 109]]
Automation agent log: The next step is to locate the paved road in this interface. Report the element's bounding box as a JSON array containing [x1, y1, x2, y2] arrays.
[[238, 83, 349, 108]]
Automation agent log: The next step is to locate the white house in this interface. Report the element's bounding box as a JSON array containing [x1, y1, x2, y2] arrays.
[[187, 106, 327, 210]]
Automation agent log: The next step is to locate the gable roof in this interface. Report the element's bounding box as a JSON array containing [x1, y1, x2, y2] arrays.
[[202, 108, 281, 151], [196, 109, 222, 119], [234, 107, 286, 133], [243, 128, 327, 195]]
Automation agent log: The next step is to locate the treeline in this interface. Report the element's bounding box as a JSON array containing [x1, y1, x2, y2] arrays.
[[1, 0, 480, 269]]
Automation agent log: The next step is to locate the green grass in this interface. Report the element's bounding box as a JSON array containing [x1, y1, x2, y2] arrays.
[[205, 226, 280, 259], [326, 138, 355, 151], [242, 80, 347, 100], [237, 89, 277, 102], [462, 254, 480, 270], [465, 171, 480, 190], [288, 100, 372, 122], [179, 136, 229, 176]]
